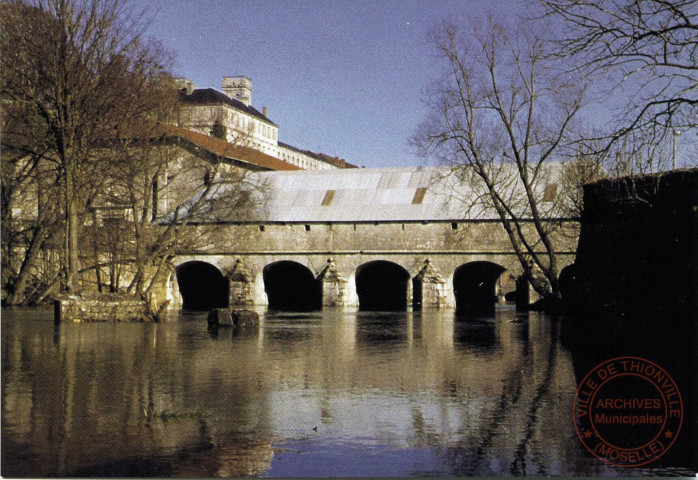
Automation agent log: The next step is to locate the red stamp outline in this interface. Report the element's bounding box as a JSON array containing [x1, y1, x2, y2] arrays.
[[573, 356, 683, 467], [589, 373, 668, 451]]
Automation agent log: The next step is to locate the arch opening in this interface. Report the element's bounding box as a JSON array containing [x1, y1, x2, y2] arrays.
[[453, 261, 509, 314], [176, 261, 229, 311], [356, 261, 410, 311], [263, 261, 321, 311]]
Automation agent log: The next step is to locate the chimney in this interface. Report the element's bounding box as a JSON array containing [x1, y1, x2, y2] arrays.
[[262, 106, 268, 117], [174, 77, 197, 95], [222, 76, 252, 106]]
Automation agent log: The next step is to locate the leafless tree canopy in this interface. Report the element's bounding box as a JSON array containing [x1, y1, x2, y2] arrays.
[[413, 19, 586, 302], [540, 0, 698, 163], [1, 0, 261, 315], [1, 0, 175, 294]]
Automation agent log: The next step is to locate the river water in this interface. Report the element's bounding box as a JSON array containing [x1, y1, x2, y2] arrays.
[[2, 307, 696, 477]]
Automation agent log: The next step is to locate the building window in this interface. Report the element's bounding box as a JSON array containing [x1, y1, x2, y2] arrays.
[[259, 225, 265, 232], [304, 224, 311, 231], [451, 222, 458, 230]]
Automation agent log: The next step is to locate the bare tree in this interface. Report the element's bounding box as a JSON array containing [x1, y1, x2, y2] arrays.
[[539, 0, 698, 169], [2, 1, 270, 314], [94, 127, 265, 317], [0, 0, 172, 294], [1, 146, 64, 304], [413, 19, 586, 304], [559, 155, 606, 218]]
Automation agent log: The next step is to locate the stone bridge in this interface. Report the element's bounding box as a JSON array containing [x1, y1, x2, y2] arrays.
[[168, 166, 578, 312]]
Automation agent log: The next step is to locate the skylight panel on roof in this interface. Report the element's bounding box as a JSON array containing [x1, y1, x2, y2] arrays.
[[412, 187, 427, 205], [408, 170, 432, 188], [543, 184, 558, 202], [321, 190, 335, 206], [377, 173, 393, 189]]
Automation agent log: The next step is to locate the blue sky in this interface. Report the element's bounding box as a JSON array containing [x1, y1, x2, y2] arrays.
[[136, 1, 693, 169], [135, 0, 526, 168]]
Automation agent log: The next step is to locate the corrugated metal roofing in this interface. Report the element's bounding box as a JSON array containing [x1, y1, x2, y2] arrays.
[[234, 165, 569, 223]]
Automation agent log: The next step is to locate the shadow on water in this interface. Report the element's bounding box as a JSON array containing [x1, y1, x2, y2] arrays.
[[560, 310, 698, 471], [452, 304, 529, 352], [69, 457, 173, 477], [355, 311, 411, 345], [2, 306, 696, 476], [452, 317, 499, 351]]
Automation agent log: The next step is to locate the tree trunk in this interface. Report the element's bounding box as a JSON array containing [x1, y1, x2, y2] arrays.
[[6, 228, 47, 305], [64, 163, 80, 292], [91, 211, 103, 293]]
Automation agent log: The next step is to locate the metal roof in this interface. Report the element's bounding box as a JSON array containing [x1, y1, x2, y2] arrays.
[[234, 165, 570, 223]]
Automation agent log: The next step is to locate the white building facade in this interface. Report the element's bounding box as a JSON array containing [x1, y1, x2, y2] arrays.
[[175, 76, 353, 170]]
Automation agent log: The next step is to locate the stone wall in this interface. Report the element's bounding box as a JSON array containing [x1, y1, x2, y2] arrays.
[[564, 168, 697, 316], [187, 220, 579, 261], [55, 294, 149, 323], [173, 219, 578, 309]]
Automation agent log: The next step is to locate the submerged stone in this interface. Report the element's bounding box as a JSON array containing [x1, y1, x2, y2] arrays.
[[231, 309, 260, 327], [54, 293, 149, 323], [208, 308, 233, 326], [208, 308, 260, 328]]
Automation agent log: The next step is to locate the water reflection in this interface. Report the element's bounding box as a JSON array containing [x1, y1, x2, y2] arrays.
[[2, 307, 695, 477]]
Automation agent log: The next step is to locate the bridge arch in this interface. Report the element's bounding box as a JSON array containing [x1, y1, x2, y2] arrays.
[[176, 261, 229, 311], [263, 261, 321, 311], [356, 261, 410, 311], [453, 261, 510, 314]]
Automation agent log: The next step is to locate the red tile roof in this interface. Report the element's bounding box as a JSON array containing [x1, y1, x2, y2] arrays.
[[162, 124, 301, 171]]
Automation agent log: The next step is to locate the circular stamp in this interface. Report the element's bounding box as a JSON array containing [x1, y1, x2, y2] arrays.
[[573, 356, 683, 467]]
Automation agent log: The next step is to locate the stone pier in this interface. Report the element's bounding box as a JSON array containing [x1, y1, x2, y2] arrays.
[[317, 258, 348, 307]]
